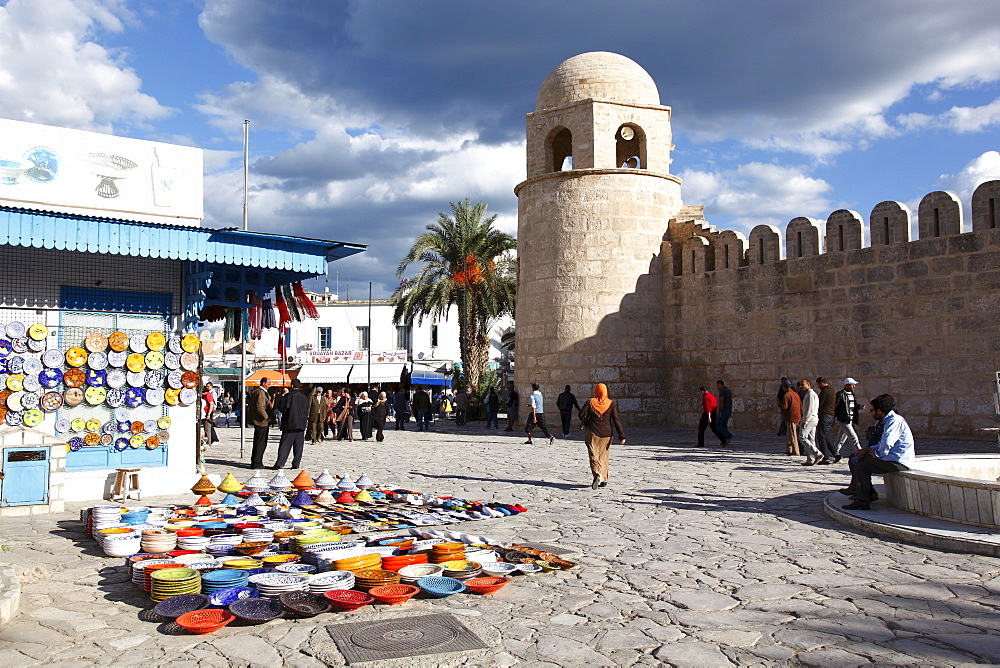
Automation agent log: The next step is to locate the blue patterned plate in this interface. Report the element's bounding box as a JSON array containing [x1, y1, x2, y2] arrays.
[[5, 322, 25, 339], [125, 387, 145, 407], [105, 388, 125, 408], [39, 368, 62, 388], [0, 340, 11, 358], [86, 369, 107, 387]]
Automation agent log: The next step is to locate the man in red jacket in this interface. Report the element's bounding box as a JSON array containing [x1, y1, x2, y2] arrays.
[[698, 386, 726, 447]]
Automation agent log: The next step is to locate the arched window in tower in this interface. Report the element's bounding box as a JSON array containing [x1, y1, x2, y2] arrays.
[[616, 124, 646, 170], [546, 127, 573, 172]]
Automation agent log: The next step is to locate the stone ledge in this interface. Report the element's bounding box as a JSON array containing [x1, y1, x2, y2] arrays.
[[0, 565, 21, 626], [824, 487, 1000, 557]]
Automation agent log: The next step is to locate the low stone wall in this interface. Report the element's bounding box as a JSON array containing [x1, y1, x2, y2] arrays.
[[0, 565, 20, 625], [884, 454, 1000, 529]]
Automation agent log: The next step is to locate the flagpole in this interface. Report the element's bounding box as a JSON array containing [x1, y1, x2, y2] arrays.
[[240, 119, 249, 459], [367, 282, 372, 388]]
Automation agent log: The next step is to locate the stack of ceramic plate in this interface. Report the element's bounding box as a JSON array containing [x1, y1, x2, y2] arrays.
[[177, 535, 211, 551], [274, 563, 316, 575], [306, 571, 355, 594], [206, 534, 241, 556], [397, 563, 445, 585], [352, 569, 401, 592], [88, 505, 125, 534], [440, 560, 483, 581], [247, 573, 309, 598], [131, 559, 176, 587], [140, 530, 178, 554], [332, 552, 382, 573], [429, 542, 466, 564], [200, 569, 250, 594], [221, 558, 262, 571], [465, 548, 498, 563], [241, 528, 274, 544], [143, 563, 184, 592], [150, 568, 202, 602]]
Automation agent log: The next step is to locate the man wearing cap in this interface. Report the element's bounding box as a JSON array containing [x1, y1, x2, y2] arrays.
[[814, 377, 839, 464], [779, 379, 802, 455], [835, 378, 864, 458], [842, 393, 914, 510], [798, 379, 822, 465]]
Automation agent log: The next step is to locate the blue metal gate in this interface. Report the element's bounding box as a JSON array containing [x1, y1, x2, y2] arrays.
[[1, 448, 50, 506]]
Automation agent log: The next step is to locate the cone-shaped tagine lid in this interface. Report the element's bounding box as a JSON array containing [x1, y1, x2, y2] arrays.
[[355, 473, 374, 489], [354, 489, 374, 502], [268, 471, 291, 491], [194, 494, 214, 506], [291, 469, 314, 490], [220, 492, 242, 505], [314, 489, 335, 503], [191, 474, 216, 495], [244, 471, 269, 492], [292, 489, 314, 506], [335, 490, 356, 504], [218, 472, 243, 494], [269, 491, 290, 507], [242, 492, 267, 506], [314, 468, 337, 489]]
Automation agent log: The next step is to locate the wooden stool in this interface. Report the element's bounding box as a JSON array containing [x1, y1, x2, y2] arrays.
[[111, 468, 141, 502]]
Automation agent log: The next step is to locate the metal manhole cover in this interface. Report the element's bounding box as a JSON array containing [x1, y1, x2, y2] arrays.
[[326, 613, 487, 663]]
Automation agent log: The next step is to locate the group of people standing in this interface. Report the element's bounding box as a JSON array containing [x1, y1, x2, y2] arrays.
[[776, 376, 867, 466]]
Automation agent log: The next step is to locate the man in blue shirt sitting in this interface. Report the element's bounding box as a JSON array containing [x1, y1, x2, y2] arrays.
[[842, 393, 915, 511]]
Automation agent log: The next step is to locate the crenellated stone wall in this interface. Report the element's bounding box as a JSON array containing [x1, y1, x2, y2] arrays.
[[662, 181, 1000, 437]]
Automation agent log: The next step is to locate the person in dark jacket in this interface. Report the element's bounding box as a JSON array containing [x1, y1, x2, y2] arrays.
[[391, 389, 408, 430], [272, 379, 309, 469], [835, 377, 864, 458], [578, 383, 626, 489], [357, 392, 374, 440], [556, 385, 582, 437], [815, 377, 839, 464], [372, 392, 390, 442], [485, 388, 501, 428], [412, 387, 432, 431], [504, 385, 519, 431], [336, 387, 356, 441], [248, 377, 272, 469]]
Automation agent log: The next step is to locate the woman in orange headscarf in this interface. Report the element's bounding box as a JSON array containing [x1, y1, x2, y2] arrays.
[[578, 383, 627, 489]]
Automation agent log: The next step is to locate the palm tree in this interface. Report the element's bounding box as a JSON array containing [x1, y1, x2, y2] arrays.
[[393, 198, 516, 391]]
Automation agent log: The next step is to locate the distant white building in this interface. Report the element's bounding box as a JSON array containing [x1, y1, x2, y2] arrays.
[[206, 291, 513, 391]]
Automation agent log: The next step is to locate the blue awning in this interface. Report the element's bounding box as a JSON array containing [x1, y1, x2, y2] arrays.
[[0, 206, 366, 273]]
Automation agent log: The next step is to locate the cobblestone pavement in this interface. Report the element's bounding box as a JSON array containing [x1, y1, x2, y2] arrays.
[[2, 419, 1000, 667]]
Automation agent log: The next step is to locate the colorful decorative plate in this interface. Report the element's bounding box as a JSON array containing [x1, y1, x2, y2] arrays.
[[0, 359, 6, 373], [84, 332, 109, 353], [68, 437, 84, 451], [11, 338, 28, 354], [20, 392, 39, 410], [105, 388, 125, 407], [27, 323, 48, 341], [145, 370, 165, 388], [6, 322, 25, 338], [145, 436, 161, 450], [145, 351, 164, 370], [108, 332, 129, 352], [167, 335, 183, 354], [0, 340, 11, 357], [157, 416, 171, 429], [22, 375, 41, 393], [102, 421, 115, 434], [22, 409, 43, 427], [129, 334, 148, 353], [178, 388, 197, 406], [63, 387, 84, 407], [65, 347, 88, 367], [126, 371, 145, 387], [54, 418, 71, 433], [39, 392, 62, 412], [144, 419, 158, 433], [129, 434, 144, 448], [86, 369, 107, 387], [130, 420, 145, 434], [88, 351, 108, 370], [106, 369, 126, 388], [114, 407, 129, 422], [125, 387, 145, 408], [85, 418, 101, 432], [166, 371, 184, 389], [5, 410, 22, 426], [7, 357, 23, 374], [145, 388, 164, 406], [180, 371, 199, 389], [84, 432, 101, 446], [118, 420, 131, 433], [6, 374, 24, 391], [107, 350, 128, 368], [42, 349, 64, 368], [156, 430, 170, 442], [6, 392, 23, 412], [163, 352, 180, 370], [100, 433, 113, 446], [0, 390, 9, 407], [39, 368, 63, 388], [180, 352, 199, 371], [22, 358, 42, 375], [84, 386, 107, 405], [26, 337, 45, 353], [181, 334, 200, 353], [70, 417, 85, 432], [165, 389, 180, 406], [146, 332, 166, 351], [126, 353, 146, 373], [63, 368, 85, 388], [114, 438, 129, 452]]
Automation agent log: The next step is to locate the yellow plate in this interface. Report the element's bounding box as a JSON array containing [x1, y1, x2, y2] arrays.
[[157, 416, 171, 429], [28, 323, 48, 340], [146, 332, 166, 351], [145, 351, 164, 369], [22, 409, 42, 427], [65, 347, 88, 367], [86, 418, 101, 432], [129, 434, 144, 448], [71, 418, 86, 432], [181, 334, 201, 353], [164, 389, 180, 405], [126, 353, 146, 372], [6, 375, 23, 391], [84, 386, 106, 405]]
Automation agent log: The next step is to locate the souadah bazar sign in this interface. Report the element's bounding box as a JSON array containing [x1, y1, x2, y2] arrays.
[[310, 350, 408, 364]]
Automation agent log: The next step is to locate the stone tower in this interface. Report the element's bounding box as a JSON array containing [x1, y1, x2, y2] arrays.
[[514, 52, 684, 424]]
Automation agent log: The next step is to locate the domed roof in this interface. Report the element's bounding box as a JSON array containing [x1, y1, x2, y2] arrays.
[[536, 52, 660, 111]]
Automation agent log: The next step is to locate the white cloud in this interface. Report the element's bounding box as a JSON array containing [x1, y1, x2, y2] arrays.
[[936, 151, 1000, 201], [0, 0, 170, 132], [895, 97, 1000, 134]]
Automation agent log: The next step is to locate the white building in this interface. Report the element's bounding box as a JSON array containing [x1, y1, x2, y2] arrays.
[[234, 292, 513, 390]]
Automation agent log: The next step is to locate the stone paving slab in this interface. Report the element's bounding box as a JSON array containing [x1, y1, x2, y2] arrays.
[[1, 421, 1000, 666]]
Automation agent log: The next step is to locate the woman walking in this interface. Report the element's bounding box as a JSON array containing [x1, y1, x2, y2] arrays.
[[336, 388, 356, 442], [357, 392, 374, 441], [578, 384, 626, 490], [372, 392, 390, 442]]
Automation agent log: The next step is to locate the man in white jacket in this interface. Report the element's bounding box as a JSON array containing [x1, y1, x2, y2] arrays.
[[798, 379, 822, 466]]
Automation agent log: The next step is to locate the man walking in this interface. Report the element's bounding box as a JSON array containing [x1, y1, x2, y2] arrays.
[[780, 379, 802, 455], [798, 379, 822, 465], [272, 379, 309, 469], [842, 394, 915, 510], [814, 377, 838, 464], [248, 377, 272, 469], [835, 377, 864, 458], [201, 382, 220, 446], [556, 385, 581, 437], [485, 388, 501, 428], [524, 382, 555, 445], [504, 384, 519, 431], [698, 386, 725, 447], [412, 387, 432, 431], [715, 380, 733, 445], [454, 389, 468, 425], [307, 387, 326, 444]]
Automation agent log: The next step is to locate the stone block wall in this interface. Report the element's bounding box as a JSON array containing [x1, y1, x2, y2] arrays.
[[662, 226, 1000, 437]]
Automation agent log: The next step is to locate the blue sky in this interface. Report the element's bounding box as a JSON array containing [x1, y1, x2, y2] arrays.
[[1, 0, 998, 297]]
